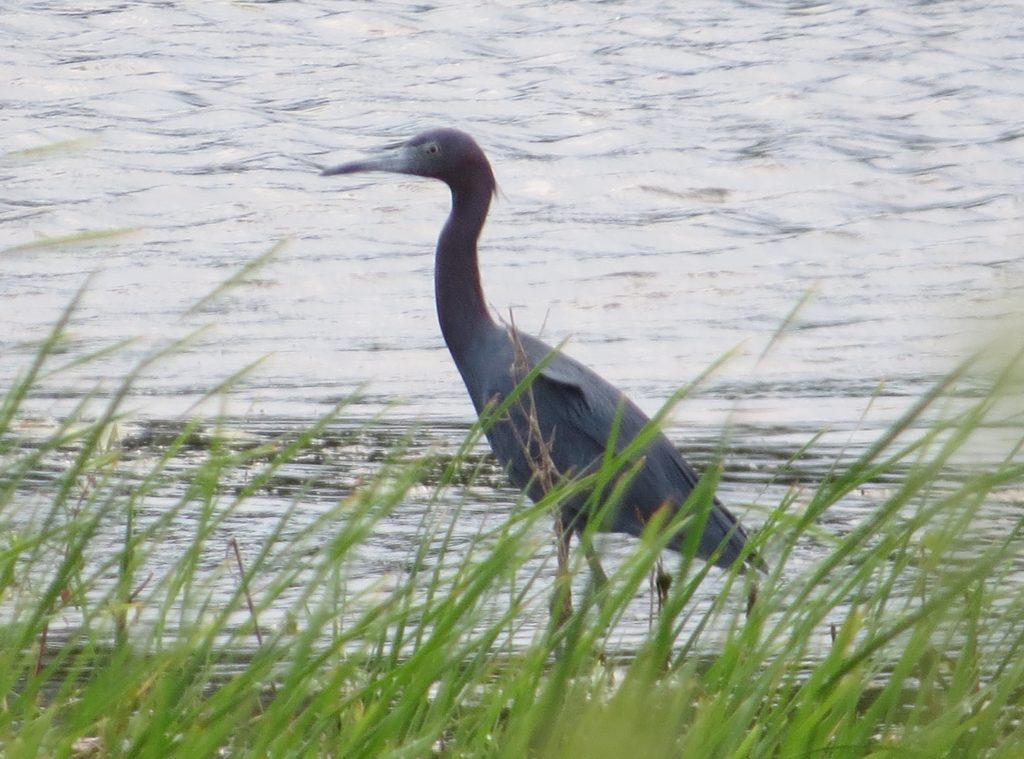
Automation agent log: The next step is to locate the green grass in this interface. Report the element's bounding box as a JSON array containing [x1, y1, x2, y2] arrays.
[[1, 279, 1022, 758]]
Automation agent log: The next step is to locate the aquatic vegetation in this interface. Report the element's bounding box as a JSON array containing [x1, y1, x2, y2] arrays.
[[1, 282, 1022, 758]]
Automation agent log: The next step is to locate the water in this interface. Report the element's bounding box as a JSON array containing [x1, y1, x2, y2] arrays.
[[2, 1, 1023, 651]]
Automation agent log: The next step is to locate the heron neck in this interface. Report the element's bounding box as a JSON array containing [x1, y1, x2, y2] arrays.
[[435, 177, 495, 364]]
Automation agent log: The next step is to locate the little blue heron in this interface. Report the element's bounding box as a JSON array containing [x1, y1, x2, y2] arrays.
[[322, 128, 762, 616]]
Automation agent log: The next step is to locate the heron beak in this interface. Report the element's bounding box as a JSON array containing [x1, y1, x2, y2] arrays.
[[320, 143, 411, 177]]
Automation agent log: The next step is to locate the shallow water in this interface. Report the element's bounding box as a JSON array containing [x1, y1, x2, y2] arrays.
[[3, 1, 1023, 651]]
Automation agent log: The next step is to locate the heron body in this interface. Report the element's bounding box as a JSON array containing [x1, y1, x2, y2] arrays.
[[323, 128, 757, 574]]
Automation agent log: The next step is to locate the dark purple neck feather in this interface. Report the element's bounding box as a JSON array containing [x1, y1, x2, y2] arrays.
[[434, 166, 495, 365]]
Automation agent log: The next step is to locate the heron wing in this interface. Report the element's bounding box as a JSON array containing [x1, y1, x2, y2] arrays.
[[512, 333, 750, 567]]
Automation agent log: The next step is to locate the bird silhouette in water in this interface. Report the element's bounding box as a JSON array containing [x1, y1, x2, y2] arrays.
[[322, 128, 762, 621]]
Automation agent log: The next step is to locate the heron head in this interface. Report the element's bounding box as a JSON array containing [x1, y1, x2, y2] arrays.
[[321, 128, 496, 196]]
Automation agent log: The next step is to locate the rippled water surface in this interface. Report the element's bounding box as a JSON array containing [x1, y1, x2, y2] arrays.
[[3, 1, 1023, 650]]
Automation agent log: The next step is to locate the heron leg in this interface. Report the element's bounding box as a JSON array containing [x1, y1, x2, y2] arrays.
[[648, 559, 672, 626], [581, 534, 608, 592], [551, 513, 573, 627], [655, 560, 672, 613]]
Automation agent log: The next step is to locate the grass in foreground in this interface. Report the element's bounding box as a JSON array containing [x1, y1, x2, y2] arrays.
[[1, 286, 1023, 758]]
